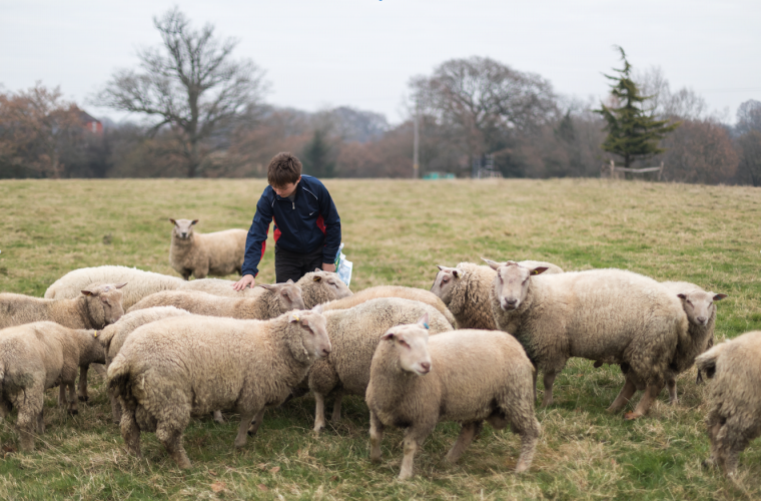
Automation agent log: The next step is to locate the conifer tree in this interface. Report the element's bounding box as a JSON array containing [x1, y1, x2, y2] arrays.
[[597, 46, 679, 167]]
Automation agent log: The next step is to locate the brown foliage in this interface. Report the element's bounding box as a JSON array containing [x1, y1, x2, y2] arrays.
[[658, 119, 738, 184], [736, 130, 761, 187]]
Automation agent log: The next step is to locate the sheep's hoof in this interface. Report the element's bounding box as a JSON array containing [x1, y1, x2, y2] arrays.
[[623, 412, 640, 421], [78, 396, 89, 403], [68, 409, 79, 416]]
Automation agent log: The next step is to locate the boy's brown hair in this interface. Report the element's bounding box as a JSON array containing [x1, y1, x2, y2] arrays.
[[267, 152, 302, 187]]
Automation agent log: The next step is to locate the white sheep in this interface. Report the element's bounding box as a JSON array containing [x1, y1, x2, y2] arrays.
[[321, 285, 455, 327], [696, 331, 761, 477], [0, 321, 107, 450], [486, 260, 688, 419], [179, 278, 262, 297], [45, 265, 184, 309], [660, 281, 726, 403], [96, 306, 192, 424], [127, 281, 304, 320], [107, 307, 331, 468], [169, 218, 247, 280], [431, 260, 563, 330], [297, 269, 353, 308], [309, 297, 453, 432], [366, 317, 541, 480]]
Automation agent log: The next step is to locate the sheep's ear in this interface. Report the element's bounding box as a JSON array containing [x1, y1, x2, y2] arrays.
[[482, 258, 500, 270], [286, 279, 294, 284], [531, 267, 549, 276], [417, 313, 429, 328], [713, 293, 727, 301], [313, 275, 322, 282], [289, 312, 302, 323], [677, 293, 687, 300], [169, 218, 177, 225], [258, 284, 275, 291], [191, 219, 198, 225], [312, 304, 324, 314], [381, 331, 395, 341], [437, 265, 446, 271], [81, 289, 95, 297], [452, 269, 465, 279], [115, 283, 127, 289]]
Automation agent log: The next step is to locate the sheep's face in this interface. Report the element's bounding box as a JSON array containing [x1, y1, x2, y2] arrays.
[[430, 266, 463, 305], [81, 283, 127, 327], [302, 270, 352, 302], [261, 280, 306, 313], [485, 260, 548, 312], [290, 307, 331, 359], [677, 289, 727, 327], [381, 316, 432, 376], [170, 218, 198, 240]]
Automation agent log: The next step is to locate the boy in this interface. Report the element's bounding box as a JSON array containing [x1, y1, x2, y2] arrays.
[[232, 152, 341, 290]]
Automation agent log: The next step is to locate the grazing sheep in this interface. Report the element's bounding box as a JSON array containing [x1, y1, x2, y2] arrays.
[[309, 297, 453, 432], [0, 321, 107, 450], [661, 281, 727, 403], [128, 280, 304, 320], [366, 318, 541, 480], [321, 285, 456, 327], [96, 307, 192, 424], [486, 260, 688, 419], [696, 331, 761, 477], [107, 307, 331, 468], [169, 218, 247, 280], [45, 265, 184, 309], [431, 261, 563, 330], [1, 283, 126, 330], [297, 269, 353, 308]]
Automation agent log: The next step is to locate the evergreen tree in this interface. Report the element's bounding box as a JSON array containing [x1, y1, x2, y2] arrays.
[[596, 46, 679, 167], [302, 128, 336, 178]]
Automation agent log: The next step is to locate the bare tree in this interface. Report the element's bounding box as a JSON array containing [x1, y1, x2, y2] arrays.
[[95, 7, 267, 177]]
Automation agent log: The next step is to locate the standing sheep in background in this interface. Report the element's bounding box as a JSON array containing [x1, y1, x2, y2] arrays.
[[486, 260, 688, 419], [696, 331, 761, 477], [107, 307, 331, 468], [321, 285, 456, 327], [96, 306, 192, 424], [297, 269, 353, 308], [0, 321, 107, 450], [309, 297, 453, 433], [661, 281, 727, 403], [128, 281, 304, 320], [431, 260, 563, 330], [366, 318, 541, 480], [169, 218, 247, 280], [1, 283, 126, 330], [45, 265, 184, 310]]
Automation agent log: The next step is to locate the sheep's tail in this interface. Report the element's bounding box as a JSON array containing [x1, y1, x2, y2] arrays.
[[107, 353, 132, 399], [696, 343, 727, 380]]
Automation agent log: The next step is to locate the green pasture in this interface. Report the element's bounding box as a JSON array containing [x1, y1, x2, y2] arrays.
[[0, 178, 760, 500]]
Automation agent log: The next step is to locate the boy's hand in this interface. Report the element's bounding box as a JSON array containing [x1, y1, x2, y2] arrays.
[[322, 263, 336, 273], [233, 274, 256, 291]]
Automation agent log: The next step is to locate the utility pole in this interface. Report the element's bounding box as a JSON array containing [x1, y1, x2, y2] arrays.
[[413, 101, 419, 178]]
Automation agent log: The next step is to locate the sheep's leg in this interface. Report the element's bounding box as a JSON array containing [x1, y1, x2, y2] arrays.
[[234, 409, 256, 449], [666, 377, 678, 405], [110, 388, 122, 425], [119, 403, 142, 457], [156, 422, 191, 469], [212, 410, 225, 424], [58, 385, 66, 407], [624, 382, 663, 420], [0, 398, 12, 419], [77, 365, 89, 402], [607, 378, 636, 413], [369, 410, 384, 463], [331, 389, 344, 423], [313, 392, 327, 433], [445, 421, 479, 464], [703, 419, 722, 468], [67, 382, 78, 415], [541, 370, 557, 407], [247, 408, 266, 437], [399, 428, 428, 480], [37, 408, 45, 434]]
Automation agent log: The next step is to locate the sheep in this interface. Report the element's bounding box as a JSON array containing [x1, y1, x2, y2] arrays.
[[365, 317, 541, 480], [309, 297, 453, 433], [486, 260, 689, 419], [96, 306, 192, 424], [169, 218, 247, 280], [321, 285, 456, 327], [45, 265, 184, 309], [128, 280, 304, 320], [696, 331, 761, 477], [660, 281, 727, 403], [431, 260, 563, 330], [179, 278, 262, 297], [107, 307, 331, 468], [0, 321, 107, 450], [297, 269, 353, 308], [1, 283, 126, 331]]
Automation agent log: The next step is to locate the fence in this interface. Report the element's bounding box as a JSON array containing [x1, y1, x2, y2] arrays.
[[605, 160, 664, 180]]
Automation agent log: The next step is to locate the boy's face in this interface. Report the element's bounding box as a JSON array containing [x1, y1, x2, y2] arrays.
[[272, 176, 301, 198]]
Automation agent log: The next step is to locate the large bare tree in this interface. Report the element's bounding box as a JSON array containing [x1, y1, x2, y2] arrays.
[[95, 7, 267, 177]]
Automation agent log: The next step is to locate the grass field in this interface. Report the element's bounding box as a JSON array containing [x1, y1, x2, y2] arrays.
[[0, 177, 760, 500]]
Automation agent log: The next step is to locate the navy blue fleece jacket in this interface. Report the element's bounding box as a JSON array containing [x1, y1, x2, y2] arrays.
[[241, 175, 341, 277]]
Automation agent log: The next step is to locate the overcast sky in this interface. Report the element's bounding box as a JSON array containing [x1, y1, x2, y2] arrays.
[[2, 0, 759, 125]]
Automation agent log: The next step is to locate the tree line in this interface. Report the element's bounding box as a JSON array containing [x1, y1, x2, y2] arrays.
[[1, 8, 760, 185]]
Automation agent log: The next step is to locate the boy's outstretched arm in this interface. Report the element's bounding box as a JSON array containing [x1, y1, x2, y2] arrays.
[[234, 192, 273, 289]]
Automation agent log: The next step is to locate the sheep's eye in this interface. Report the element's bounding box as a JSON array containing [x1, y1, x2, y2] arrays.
[[686, 300, 693, 306], [399, 340, 410, 349]]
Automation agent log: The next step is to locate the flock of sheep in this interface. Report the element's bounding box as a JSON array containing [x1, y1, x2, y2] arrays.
[[0, 217, 757, 480]]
